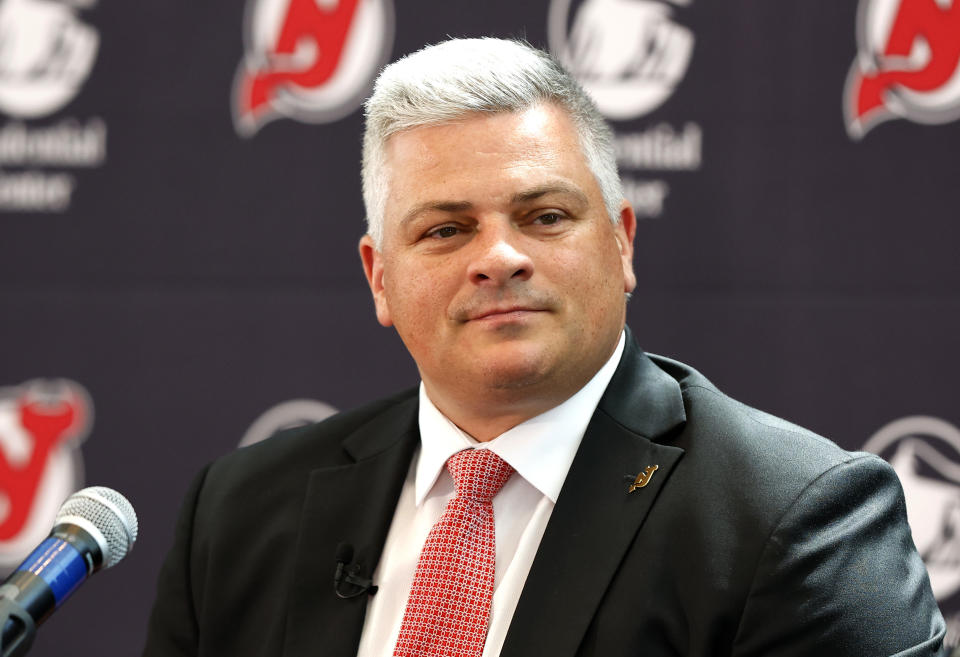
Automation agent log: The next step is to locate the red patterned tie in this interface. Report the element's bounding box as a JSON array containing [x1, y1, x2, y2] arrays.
[[393, 448, 515, 657]]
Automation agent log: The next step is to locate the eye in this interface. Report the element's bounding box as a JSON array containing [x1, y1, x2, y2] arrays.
[[533, 212, 565, 226], [425, 224, 461, 239]]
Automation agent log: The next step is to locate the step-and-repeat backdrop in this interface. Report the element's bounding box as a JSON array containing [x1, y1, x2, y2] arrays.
[[2, 0, 958, 653]]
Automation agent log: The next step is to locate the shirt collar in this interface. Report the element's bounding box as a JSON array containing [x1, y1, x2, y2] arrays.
[[415, 331, 626, 505]]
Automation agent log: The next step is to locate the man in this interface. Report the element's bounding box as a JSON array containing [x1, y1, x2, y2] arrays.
[[143, 39, 945, 656]]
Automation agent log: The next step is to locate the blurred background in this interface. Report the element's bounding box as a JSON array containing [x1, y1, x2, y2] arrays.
[[1, 0, 958, 653]]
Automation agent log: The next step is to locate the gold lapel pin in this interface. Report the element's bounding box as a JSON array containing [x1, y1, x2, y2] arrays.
[[628, 465, 659, 492]]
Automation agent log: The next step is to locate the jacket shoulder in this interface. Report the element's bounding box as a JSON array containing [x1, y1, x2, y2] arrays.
[[203, 386, 418, 491], [651, 353, 855, 463], [645, 353, 890, 521]]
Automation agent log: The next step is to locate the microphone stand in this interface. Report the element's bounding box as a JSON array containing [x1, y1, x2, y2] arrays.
[[0, 597, 36, 657]]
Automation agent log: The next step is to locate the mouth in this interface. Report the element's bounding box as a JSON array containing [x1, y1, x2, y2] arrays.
[[466, 306, 547, 322], [453, 290, 557, 325]]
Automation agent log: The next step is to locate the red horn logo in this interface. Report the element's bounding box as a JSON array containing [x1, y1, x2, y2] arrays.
[[845, 0, 960, 139], [232, 0, 394, 136], [0, 379, 90, 572]]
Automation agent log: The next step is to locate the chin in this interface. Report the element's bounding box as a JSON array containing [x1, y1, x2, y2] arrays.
[[475, 345, 556, 391], [486, 370, 548, 391]]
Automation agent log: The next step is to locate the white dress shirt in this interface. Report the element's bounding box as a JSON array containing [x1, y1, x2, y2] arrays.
[[356, 332, 625, 657]]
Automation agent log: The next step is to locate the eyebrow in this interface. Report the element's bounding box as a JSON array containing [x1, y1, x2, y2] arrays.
[[511, 183, 589, 206], [400, 201, 474, 226], [399, 182, 589, 226]]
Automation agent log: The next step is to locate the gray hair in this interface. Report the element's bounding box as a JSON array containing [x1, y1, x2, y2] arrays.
[[361, 38, 623, 246]]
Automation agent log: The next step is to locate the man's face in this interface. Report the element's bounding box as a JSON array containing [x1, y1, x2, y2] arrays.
[[360, 103, 636, 415]]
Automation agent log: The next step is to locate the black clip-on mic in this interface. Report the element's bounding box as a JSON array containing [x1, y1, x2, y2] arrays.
[[333, 543, 378, 599]]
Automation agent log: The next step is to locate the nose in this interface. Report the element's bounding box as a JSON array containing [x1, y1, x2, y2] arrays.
[[466, 224, 534, 286]]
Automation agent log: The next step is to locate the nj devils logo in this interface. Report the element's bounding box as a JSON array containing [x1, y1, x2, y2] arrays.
[[845, 0, 960, 139], [0, 379, 90, 573], [232, 0, 394, 136]]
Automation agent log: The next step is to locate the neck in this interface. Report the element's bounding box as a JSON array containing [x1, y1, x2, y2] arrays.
[[421, 331, 625, 442], [423, 386, 569, 442]]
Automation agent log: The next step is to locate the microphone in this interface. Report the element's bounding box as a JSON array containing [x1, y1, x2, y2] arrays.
[[333, 542, 377, 598], [0, 487, 138, 657]]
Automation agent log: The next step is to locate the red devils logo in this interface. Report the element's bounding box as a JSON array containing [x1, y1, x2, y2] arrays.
[[0, 379, 90, 572], [232, 0, 394, 136], [845, 0, 960, 139]]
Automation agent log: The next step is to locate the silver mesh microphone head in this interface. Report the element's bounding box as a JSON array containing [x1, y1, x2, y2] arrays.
[[54, 487, 138, 569]]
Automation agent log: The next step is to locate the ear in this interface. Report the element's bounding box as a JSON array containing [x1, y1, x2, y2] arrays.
[[614, 200, 637, 294], [358, 234, 394, 327]]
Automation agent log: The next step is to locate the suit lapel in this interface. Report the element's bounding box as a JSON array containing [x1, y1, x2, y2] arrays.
[[283, 396, 419, 657], [501, 334, 686, 657]]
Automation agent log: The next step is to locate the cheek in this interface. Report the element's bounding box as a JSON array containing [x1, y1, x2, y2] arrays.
[[382, 264, 453, 333], [551, 241, 622, 295], [547, 246, 628, 329]]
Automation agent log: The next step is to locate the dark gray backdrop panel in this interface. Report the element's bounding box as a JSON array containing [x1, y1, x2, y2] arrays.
[[0, 0, 956, 654]]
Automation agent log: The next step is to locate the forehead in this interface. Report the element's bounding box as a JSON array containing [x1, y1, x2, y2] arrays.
[[386, 103, 582, 162], [380, 104, 599, 224]]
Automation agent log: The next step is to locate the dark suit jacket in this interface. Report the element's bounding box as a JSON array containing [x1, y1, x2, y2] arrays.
[[143, 334, 945, 656]]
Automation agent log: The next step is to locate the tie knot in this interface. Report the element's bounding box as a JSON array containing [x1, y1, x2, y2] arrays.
[[446, 449, 514, 503]]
